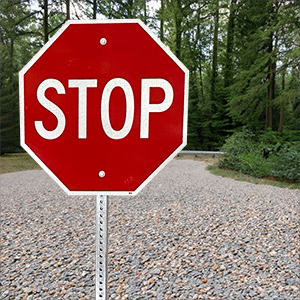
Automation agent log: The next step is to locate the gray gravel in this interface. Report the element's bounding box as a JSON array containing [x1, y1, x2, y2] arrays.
[[1, 159, 299, 299]]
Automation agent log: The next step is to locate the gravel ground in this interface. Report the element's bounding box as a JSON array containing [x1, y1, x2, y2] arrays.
[[0, 159, 299, 300]]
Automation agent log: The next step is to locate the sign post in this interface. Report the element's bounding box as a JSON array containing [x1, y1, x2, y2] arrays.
[[19, 20, 189, 298], [96, 195, 108, 299]]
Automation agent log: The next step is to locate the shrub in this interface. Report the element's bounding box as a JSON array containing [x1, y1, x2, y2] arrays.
[[219, 129, 300, 183], [271, 143, 300, 182]]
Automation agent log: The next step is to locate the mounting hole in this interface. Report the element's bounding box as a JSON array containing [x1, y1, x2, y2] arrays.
[[99, 170, 105, 178], [100, 38, 107, 45]]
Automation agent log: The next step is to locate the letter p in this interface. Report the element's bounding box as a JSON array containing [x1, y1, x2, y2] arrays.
[[140, 79, 174, 139]]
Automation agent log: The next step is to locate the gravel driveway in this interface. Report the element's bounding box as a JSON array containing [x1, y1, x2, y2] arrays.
[[1, 159, 299, 299]]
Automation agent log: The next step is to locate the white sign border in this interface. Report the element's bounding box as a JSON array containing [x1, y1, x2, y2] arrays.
[[19, 19, 189, 196]]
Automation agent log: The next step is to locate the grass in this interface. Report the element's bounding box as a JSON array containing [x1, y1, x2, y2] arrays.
[[206, 165, 300, 190], [177, 153, 221, 164], [177, 154, 299, 189], [0, 153, 41, 174]]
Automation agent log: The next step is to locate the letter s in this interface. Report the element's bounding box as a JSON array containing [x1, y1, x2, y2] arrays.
[[34, 79, 66, 140]]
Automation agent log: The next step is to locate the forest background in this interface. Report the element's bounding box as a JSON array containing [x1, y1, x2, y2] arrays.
[[1, 0, 299, 156]]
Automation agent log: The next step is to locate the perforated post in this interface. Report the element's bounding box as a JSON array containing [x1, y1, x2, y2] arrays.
[[96, 195, 108, 299]]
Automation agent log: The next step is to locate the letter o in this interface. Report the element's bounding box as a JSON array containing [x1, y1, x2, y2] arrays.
[[101, 78, 134, 139]]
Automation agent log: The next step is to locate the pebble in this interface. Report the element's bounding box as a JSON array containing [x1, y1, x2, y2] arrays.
[[0, 160, 299, 299]]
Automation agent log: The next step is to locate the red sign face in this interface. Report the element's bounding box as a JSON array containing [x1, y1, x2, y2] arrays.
[[20, 20, 189, 195]]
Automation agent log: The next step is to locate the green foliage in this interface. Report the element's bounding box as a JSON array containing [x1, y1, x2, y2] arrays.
[[0, 0, 299, 154], [228, 0, 300, 131], [0, 0, 34, 154], [219, 129, 300, 182], [271, 143, 300, 181], [89, 0, 147, 20]]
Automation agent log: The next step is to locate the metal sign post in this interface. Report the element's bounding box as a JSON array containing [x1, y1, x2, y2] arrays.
[[96, 195, 109, 299]]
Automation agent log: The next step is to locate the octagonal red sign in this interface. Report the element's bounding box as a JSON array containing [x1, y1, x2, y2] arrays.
[[19, 20, 189, 195]]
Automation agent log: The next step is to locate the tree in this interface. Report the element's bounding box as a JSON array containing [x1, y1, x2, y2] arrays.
[[1, 0, 298, 153], [159, 0, 165, 42], [43, 0, 48, 43], [224, 0, 237, 88], [0, 0, 37, 154], [210, 0, 219, 104], [91, 0, 147, 19], [228, 0, 300, 132]]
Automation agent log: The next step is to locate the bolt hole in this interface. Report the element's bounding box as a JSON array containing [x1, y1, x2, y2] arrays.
[[99, 170, 105, 178], [100, 38, 107, 45]]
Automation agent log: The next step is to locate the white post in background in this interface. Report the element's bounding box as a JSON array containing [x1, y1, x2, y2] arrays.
[[96, 195, 108, 299]]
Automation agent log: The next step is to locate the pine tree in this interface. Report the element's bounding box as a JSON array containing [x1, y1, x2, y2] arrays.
[[228, 0, 299, 132], [0, 0, 34, 154]]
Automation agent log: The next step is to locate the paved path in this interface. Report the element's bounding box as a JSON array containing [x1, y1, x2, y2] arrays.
[[1, 160, 299, 299]]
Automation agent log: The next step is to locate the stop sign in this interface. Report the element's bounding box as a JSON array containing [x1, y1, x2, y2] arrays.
[[19, 20, 189, 195]]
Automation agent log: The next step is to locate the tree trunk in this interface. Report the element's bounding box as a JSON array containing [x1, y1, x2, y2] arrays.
[[266, 32, 275, 130], [224, 0, 237, 88], [210, 0, 219, 103], [43, 0, 48, 44], [66, 0, 70, 20], [174, 0, 182, 59], [160, 0, 164, 42], [198, 60, 204, 102], [93, 0, 97, 19], [9, 38, 15, 122], [195, 9, 204, 102], [175, 18, 182, 59], [143, 0, 147, 24], [279, 69, 286, 132]]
